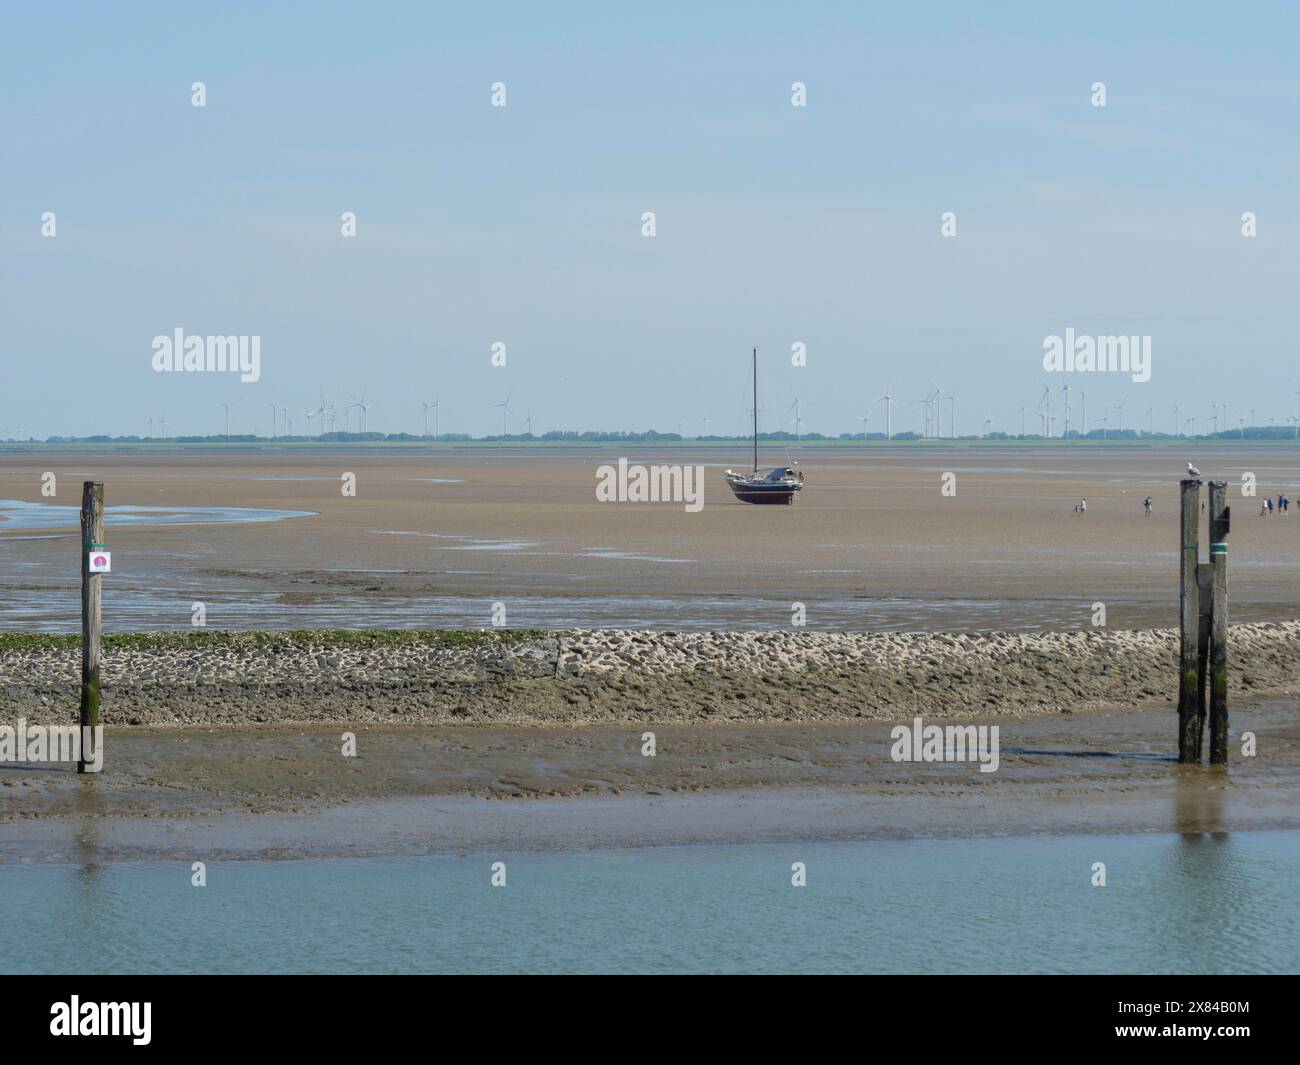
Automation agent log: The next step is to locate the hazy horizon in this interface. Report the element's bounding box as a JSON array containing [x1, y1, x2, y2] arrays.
[[3, 2, 1298, 440]]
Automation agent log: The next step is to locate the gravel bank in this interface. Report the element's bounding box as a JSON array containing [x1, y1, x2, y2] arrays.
[[2, 623, 1298, 726]]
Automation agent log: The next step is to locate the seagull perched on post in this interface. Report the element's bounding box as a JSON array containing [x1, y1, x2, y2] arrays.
[[1187, 462, 1201, 476]]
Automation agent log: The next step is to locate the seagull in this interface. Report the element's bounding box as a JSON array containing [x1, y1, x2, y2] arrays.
[[1187, 462, 1201, 476]]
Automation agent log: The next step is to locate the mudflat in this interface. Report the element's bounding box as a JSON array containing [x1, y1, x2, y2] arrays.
[[3, 700, 1297, 861], [2, 442, 1300, 631]]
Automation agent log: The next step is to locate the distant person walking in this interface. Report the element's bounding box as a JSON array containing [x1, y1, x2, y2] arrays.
[[1079, 498, 1087, 515], [1143, 496, 1152, 516]]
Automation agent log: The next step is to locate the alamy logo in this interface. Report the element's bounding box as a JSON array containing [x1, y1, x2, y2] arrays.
[[50, 997, 151, 1045], [890, 716, 1000, 773], [151, 328, 261, 383], [0, 721, 102, 772], [1042, 328, 1151, 383], [595, 458, 704, 513]]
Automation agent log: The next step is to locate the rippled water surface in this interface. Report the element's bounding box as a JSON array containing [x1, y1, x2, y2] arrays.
[[2, 831, 1295, 974]]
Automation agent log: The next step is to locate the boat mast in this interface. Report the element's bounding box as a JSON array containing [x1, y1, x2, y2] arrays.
[[752, 346, 758, 474]]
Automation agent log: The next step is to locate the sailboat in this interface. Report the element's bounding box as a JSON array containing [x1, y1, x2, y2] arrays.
[[724, 348, 805, 504]]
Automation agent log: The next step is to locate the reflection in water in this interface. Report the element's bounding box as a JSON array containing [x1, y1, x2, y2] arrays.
[[1174, 765, 1228, 838], [66, 777, 107, 949], [2, 831, 1296, 974], [1164, 785, 1268, 975]]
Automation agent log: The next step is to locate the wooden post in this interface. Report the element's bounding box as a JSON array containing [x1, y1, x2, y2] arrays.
[[1208, 482, 1230, 764], [79, 481, 104, 774], [1177, 479, 1201, 763], [1196, 563, 1210, 756]]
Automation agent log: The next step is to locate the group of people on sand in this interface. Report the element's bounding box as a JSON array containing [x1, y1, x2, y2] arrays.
[[1073, 496, 1154, 516], [1070, 492, 1298, 518]]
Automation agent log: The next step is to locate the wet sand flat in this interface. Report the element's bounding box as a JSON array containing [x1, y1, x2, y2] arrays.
[[2, 443, 1300, 631], [1, 701, 1296, 861]]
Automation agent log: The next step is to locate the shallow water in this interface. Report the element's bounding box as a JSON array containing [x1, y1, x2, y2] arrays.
[[0, 582, 1101, 633], [1, 831, 1294, 974], [0, 498, 314, 531]]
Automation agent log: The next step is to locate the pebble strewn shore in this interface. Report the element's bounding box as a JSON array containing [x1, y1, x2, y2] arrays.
[[2, 622, 1298, 726]]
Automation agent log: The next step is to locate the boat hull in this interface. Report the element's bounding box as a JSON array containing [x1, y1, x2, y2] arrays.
[[725, 480, 802, 504]]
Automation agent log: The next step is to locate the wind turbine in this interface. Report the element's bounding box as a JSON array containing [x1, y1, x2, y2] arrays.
[[1080, 391, 1087, 437], [524, 412, 534, 436], [492, 391, 514, 436], [911, 395, 928, 437], [1173, 404, 1180, 438], [351, 392, 373, 434], [219, 400, 239, 438], [982, 417, 994, 438], [1038, 382, 1053, 438], [266, 401, 279, 438], [788, 397, 807, 441], [1018, 405, 1027, 437], [1145, 407, 1154, 438], [1098, 414, 1109, 441], [1115, 400, 1126, 436], [300, 405, 320, 439], [857, 413, 871, 436], [1059, 382, 1071, 438], [874, 380, 899, 440], [913, 390, 939, 438]]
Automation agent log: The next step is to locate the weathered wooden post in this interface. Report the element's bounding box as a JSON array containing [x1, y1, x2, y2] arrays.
[[79, 481, 104, 774], [1196, 556, 1211, 755], [1208, 481, 1230, 764], [1177, 479, 1202, 763]]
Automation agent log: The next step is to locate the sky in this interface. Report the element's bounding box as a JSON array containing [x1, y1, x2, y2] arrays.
[[1, 1, 1298, 439]]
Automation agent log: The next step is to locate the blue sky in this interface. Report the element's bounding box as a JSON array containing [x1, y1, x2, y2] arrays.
[[2, 1, 1297, 438]]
